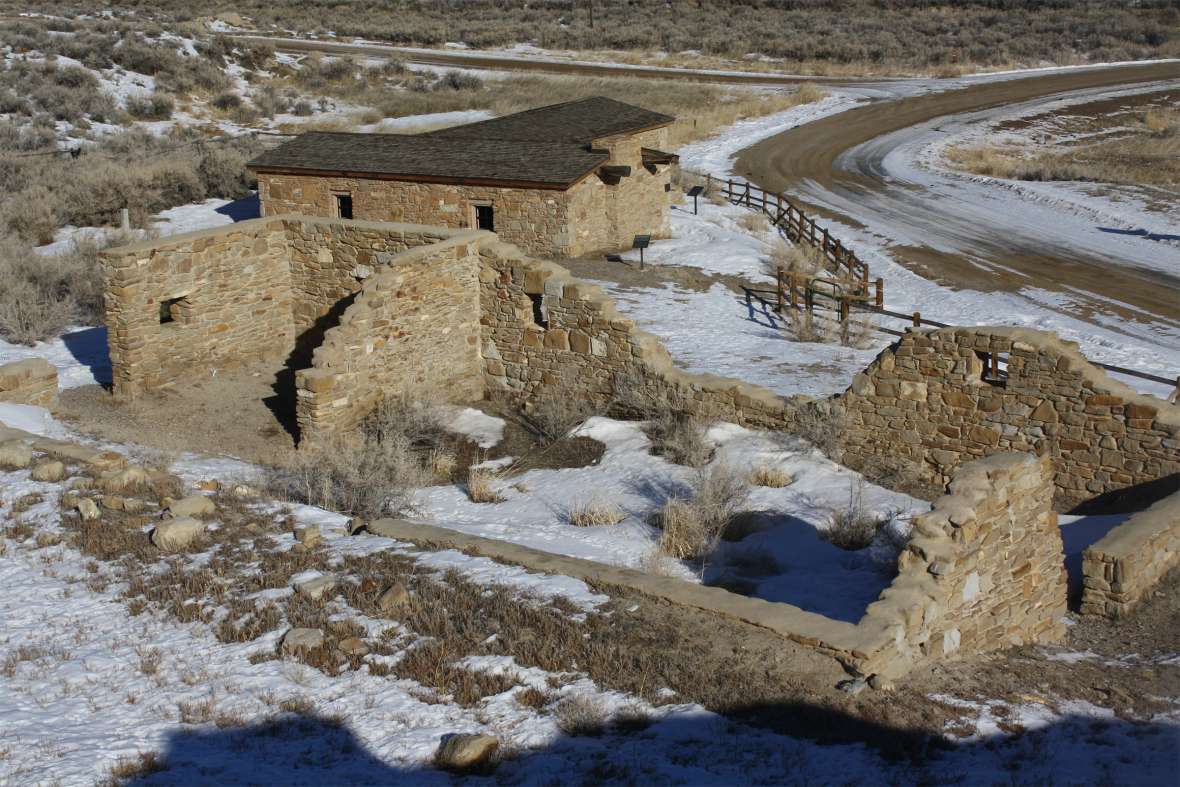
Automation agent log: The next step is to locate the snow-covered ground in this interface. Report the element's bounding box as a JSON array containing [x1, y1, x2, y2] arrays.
[[1, 407, 1177, 784]]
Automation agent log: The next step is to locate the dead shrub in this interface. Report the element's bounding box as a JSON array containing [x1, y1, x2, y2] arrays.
[[653, 464, 749, 561], [515, 686, 550, 710], [822, 479, 893, 551], [789, 402, 845, 460], [177, 696, 216, 724], [264, 395, 447, 518], [568, 496, 626, 527], [465, 467, 504, 504], [737, 212, 769, 234], [100, 752, 165, 786], [521, 396, 599, 446], [125, 93, 174, 120], [645, 411, 712, 468], [0, 236, 106, 344]]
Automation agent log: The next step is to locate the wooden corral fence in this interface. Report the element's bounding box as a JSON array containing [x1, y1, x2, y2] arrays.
[[686, 170, 1180, 401]]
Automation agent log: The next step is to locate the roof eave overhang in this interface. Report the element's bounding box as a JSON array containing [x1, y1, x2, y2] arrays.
[[249, 165, 591, 191], [588, 118, 674, 147]]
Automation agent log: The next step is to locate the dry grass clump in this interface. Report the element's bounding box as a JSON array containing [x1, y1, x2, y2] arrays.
[[465, 467, 505, 504], [750, 466, 793, 488], [99, 752, 165, 786], [554, 693, 611, 736], [568, 496, 626, 527], [265, 394, 447, 518], [653, 464, 749, 561], [945, 106, 1180, 188]]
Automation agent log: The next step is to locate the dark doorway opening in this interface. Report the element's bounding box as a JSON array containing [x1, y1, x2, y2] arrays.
[[475, 204, 494, 231], [335, 193, 353, 220]]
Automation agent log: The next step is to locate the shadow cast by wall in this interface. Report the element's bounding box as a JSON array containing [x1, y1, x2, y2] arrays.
[[265, 294, 360, 445], [214, 194, 262, 223], [122, 699, 1179, 785], [60, 326, 112, 389], [1097, 226, 1180, 242]]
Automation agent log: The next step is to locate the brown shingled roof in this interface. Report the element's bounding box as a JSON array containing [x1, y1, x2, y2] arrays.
[[248, 96, 674, 189], [426, 96, 674, 144], [248, 133, 608, 188]]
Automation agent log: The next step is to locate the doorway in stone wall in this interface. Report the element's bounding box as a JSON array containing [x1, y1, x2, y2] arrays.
[[474, 203, 494, 232]]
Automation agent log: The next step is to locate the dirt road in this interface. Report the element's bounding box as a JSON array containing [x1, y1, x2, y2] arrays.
[[734, 62, 1180, 327], [233, 34, 849, 86]]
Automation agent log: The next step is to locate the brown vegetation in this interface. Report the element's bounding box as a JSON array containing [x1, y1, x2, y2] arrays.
[[945, 106, 1180, 188]]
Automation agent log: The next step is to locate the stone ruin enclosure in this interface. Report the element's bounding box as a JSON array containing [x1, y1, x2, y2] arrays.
[[85, 214, 1180, 678]]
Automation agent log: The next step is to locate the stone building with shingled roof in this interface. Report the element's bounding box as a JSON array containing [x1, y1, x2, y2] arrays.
[[248, 96, 679, 257]]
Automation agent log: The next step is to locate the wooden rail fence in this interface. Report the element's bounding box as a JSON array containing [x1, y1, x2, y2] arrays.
[[689, 171, 1180, 400]]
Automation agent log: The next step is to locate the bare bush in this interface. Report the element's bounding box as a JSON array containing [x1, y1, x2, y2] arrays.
[[653, 464, 749, 561], [646, 411, 712, 468], [264, 397, 443, 518], [821, 479, 895, 551], [125, 93, 174, 120], [521, 396, 598, 446], [789, 402, 845, 460], [0, 236, 107, 344], [568, 496, 626, 527]]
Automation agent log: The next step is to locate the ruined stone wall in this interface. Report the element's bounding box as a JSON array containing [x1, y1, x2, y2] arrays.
[[283, 218, 455, 342], [477, 240, 793, 428], [257, 173, 575, 257], [0, 358, 58, 410], [838, 327, 1180, 510], [853, 453, 1067, 680], [296, 233, 485, 440], [100, 220, 294, 399], [1081, 490, 1180, 618], [100, 217, 486, 402]]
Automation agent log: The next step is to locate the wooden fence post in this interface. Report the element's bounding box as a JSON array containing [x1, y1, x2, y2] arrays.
[[790, 273, 798, 309], [776, 269, 784, 313], [875, 278, 884, 309], [822, 227, 830, 256], [912, 311, 921, 327]]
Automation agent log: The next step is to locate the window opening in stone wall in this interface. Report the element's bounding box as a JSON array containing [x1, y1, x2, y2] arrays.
[[159, 296, 188, 326], [529, 293, 548, 329], [978, 351, 1008, 386], [335, 193, 353, 220], [475, 204, 495, 232]]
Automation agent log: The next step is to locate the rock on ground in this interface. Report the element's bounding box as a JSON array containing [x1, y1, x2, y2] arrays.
[[377, 584, 410, 613], [75, 498, 101, 521], [151, 517, 205, 551], [435, 734, 499, 772], [281, 627, 324, 655], [164, 495, 216, 518]]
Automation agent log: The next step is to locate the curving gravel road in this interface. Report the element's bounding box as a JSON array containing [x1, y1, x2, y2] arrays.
[[733, 61, 1180, 329]]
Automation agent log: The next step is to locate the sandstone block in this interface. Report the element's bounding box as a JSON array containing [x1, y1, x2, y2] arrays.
[[151, 517, 204, 551]]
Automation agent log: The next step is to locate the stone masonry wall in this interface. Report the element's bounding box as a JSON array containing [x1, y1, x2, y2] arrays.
[[568, 127, 673, 255], [1081, 490, 1180, 618], [838, 327, 1180, 511], [295, 233, 485, 440], [477, 240, 795, 428], [258, 173, 576, 258], [100, 220, 293, 399], [852, 452, 1067, 680], [0, 358, 58, 410], [100, 217, 480, 401]]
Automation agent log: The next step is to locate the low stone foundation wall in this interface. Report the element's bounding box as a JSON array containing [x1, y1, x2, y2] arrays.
[[838, 327, 1180, 510], [1081, 491, 1180, 618], [373, 453, 1065, 683], [0, 358, 58, 410]]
